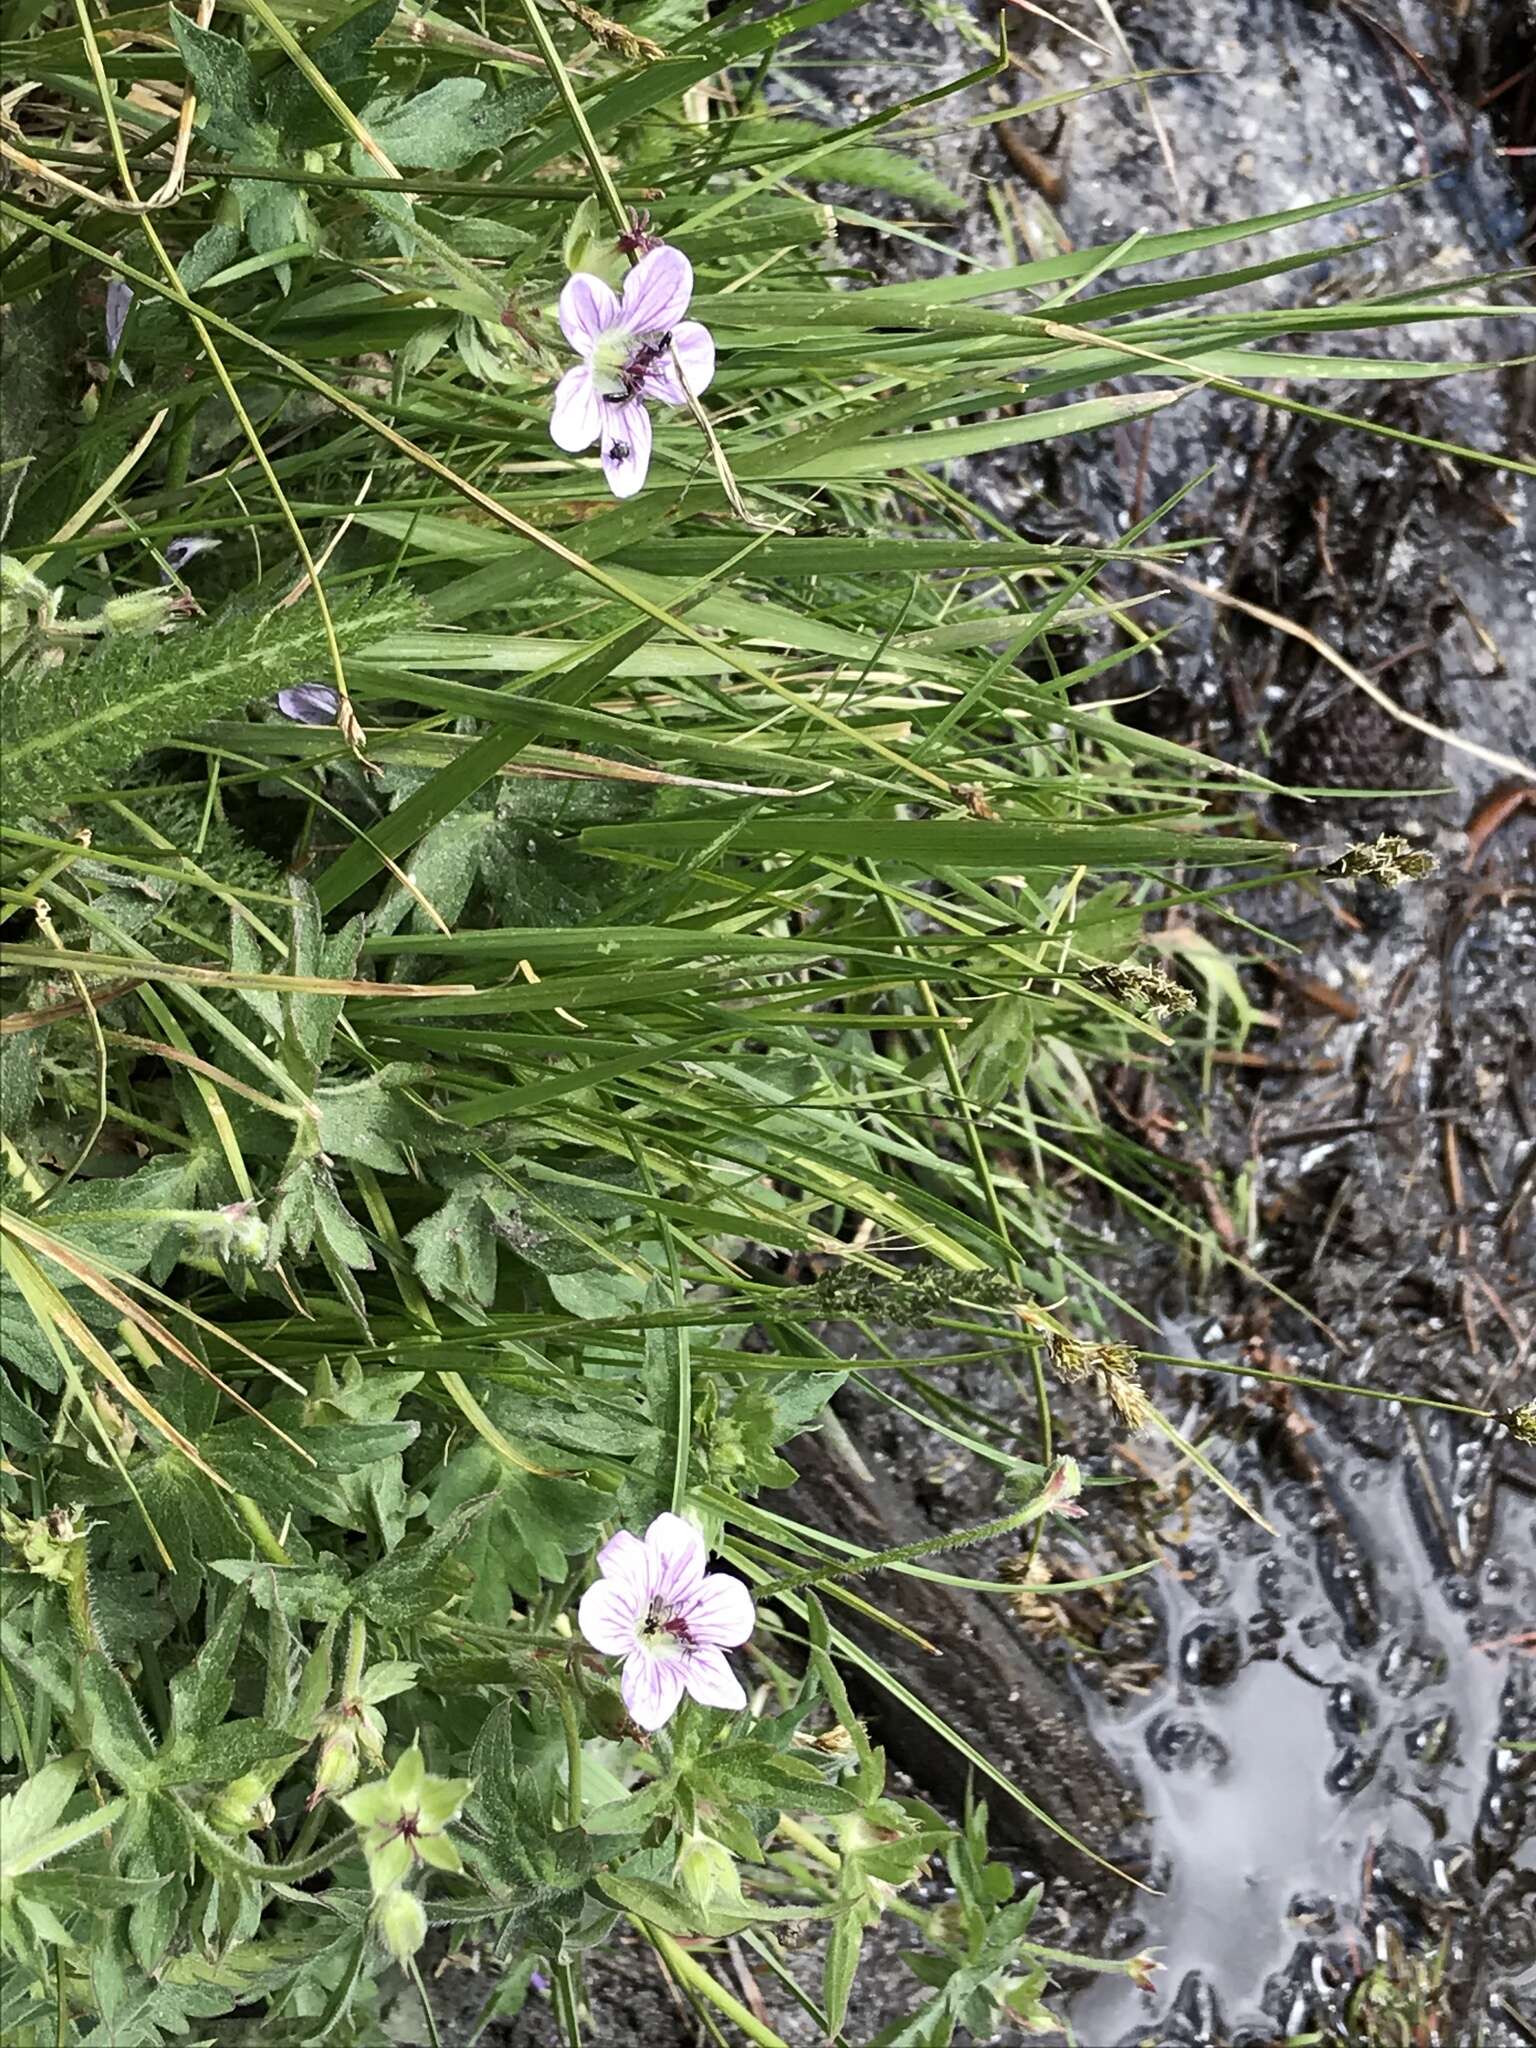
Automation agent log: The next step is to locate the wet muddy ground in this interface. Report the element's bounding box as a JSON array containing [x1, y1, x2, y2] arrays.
[[437, 3, 1536, 2042]]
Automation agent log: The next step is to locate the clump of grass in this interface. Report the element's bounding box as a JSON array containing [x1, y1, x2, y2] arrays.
[[0, 2, 1527, 2041]]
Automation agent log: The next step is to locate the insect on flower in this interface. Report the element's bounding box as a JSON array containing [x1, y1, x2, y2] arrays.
[[578, 1511, 754, 1730], [550, 244, 716, 500]]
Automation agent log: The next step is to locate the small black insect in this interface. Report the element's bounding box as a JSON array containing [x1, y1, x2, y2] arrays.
[[607, 440, 632, 464], [615, 333, 672, 399]]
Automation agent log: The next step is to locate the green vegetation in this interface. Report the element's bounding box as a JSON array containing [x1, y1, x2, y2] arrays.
[[0, 1, 1525, 2040]]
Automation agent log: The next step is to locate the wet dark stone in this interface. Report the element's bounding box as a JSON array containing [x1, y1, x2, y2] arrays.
[[1247, 1607, 1285, 1658], [1180, 1619, 1244, 1690], [1287, 1891, 1338, 1933], [1146, 1711, 1230, 1777], [1325, 1742, 1382, 1799], [1166, 1969, 1226, 2045], [1404, 1711, 1456, 1766], [1328, 1681, 1373, 1737]]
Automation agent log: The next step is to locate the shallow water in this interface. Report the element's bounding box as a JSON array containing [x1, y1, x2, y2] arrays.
[[1077, 1411, 1534, 2043]]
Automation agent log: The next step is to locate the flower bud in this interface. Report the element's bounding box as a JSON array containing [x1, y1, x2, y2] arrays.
[[1038, 1454, 1085, 1519], [832, 1811, 905, 1903], [91, 1391, 138, 1456], [309, 1716, 360, 1807], [1, 555, 51, 606], [676, 1829, 742, 1912], [375, 1885, 427, 1965], [209, 1771, 276, 1835], [101, 588, 179, 637], [561, 196, 628, 286], [927, 1898, 966, 1946], [354, 1699, 387, 1768], [199, 1201, 268, 1263], [1, 598, 31, 663]]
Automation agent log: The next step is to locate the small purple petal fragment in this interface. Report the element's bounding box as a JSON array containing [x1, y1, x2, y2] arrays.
[[277, 682, 341, 725], [577, 1578, 644, 1657], [621, 245, 693, 335], [600, 398, 652, 499], [638, 320, 716, 407], [643, 1511, 707, 1608], [621, 1649, 688, 1732], [558, 272, 622, 354], [595, 1528, 651, 1596], [165, 535, 221, 572], [106, 279, 133, 358], [682, 1646, 747, 1713], [160, 535, 222, 583], [550, 364, 603, 452], [686, 1572, 755, 1649]]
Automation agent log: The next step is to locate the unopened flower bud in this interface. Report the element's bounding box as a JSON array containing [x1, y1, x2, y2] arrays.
[[1, 597, 29, 662], [1, 555, 51, 606], [676, 1829, 742, 1912], [101, 588, 179, 637], [105, 279, 134, 361], [91, 1390, 137, 1456], [562, 197, 619, 282], [200, 1201, 268, 1263], [927, 1898, 966, 1945], [1038, 1455, 1085, 1518], [209, 1771, 276, 1835], [375, 1885, 427, 1965], [831, 1810, 912, 1903], [309, 1717, 360, 1807]]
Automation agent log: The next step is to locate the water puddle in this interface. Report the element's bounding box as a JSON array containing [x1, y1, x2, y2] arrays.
[[1074, 1424, 1535, 2043]]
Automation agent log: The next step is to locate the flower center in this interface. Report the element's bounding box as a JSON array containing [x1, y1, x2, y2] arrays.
[[639, 1601, 693, 1658], [589, 329, 633, 395], [591, 327, 673, 402]]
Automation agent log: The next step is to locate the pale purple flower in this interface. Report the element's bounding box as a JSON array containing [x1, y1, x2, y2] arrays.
[[577, 1512, 753, 1731], [550, 245, 716, 500], [105, 280, 134, 386], [277, 682, 340, 725], [161, 535, 221, 581]]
